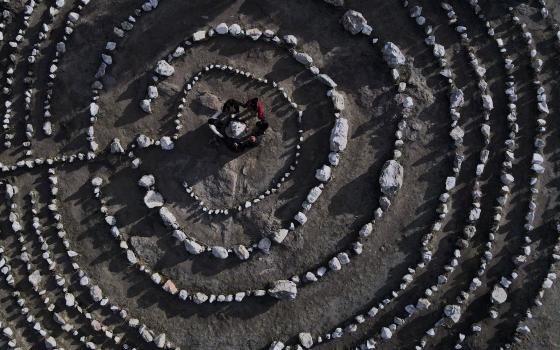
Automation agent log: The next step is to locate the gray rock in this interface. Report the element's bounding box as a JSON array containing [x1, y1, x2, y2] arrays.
[[330, 118, 349, 152], [192, 30, 206, 42], [215, 23, 228, 35], [299, 332, 314, 348], [148, 85, 158, 99], [43, 121, 53, 136], [140, 99, 152, 113], [89, 102, 99, 116], [28, 270, 42, 287], [154, 333, 166, 348], [482, 95, 494, 110], [379, 160, 403, 196], [233, 245, 250, 260], [246, 28, 262, 40], [64, 293, 75, 307], [193, 292, 208, 304], [444, 304, 461, 323], [328, 89, 345, 111], [450, 88, 464, 108], [317, 74, 337, 88], [315, 165, 332, 182], [306, 187, 322, 204], [185, 239, 204, 255], [294, 52, 313, 66], [160, 136, 174, 150], [283, 34, 297, 46], [433, 44, 446, 58], [110, 138, 125, 154], [90, 285, 103, 302], [229, 23, 242, 36], [269, 341, 285, 350], [212, 246, 229, 259], [136, 134, 153, 148], [271, 229, 289, 244], [268, 280, 297, 300], [491, 285, 507, 304], [138, 174, 155, 188], [144, 190, 164, 208], [341, 10, 367, 35], [44, 336, 57, 349], [382, 42, 406, 68], [154, 60, 174, 76], [380, 327, 392, 340], [450, 126, 464, 142], [159, 206, 177, 228]]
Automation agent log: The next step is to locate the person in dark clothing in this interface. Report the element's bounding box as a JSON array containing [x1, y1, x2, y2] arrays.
[[207, 98, 269, 153], [243, 97, 265, 120], [226, 120, 269, 152], [222, 99, 244, 115]]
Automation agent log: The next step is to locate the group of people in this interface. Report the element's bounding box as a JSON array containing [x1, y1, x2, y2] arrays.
[[208, 97, 269, 152]]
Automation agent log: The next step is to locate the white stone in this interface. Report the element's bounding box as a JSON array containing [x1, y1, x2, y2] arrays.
[[341, 10, 367, 35], [268, 280, 297, 300], [154, 60, 174, 77], [144, 190, 164, 208], [491, 286, 507, 304], [315, 165, 332, 182], [185, 239, 204, 255], [211, 246, 228, 259], [159, 206, 177, 228], [330, 118, 349, 152], [138, 174, 155, 188], [215, 23, 229, 34], [380, 160, 403, 196], [382, 42, 406, 67], [444, 304, 461, 323]]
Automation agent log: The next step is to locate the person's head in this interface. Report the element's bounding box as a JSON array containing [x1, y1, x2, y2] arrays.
[[246, 98, 258, 110]]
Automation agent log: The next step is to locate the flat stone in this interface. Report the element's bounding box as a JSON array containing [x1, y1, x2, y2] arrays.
[[268, 280, 297, 300]]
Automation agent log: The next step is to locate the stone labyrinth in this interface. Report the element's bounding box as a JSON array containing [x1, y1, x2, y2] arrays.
[[1, 0, 560, 349]]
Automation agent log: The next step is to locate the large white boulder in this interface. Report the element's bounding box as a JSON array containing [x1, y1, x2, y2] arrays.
[[379, 160, 403, 196]]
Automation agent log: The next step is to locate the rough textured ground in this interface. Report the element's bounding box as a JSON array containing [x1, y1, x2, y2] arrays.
[[1, 0, 560, 349]]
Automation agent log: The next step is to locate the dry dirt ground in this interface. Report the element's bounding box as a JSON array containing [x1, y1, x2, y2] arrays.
[[0, 0, 560, 349]]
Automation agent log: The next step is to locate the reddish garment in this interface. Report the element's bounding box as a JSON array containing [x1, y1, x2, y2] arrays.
[[256, 98, 264, 119], [245, 98, 265, 119]]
